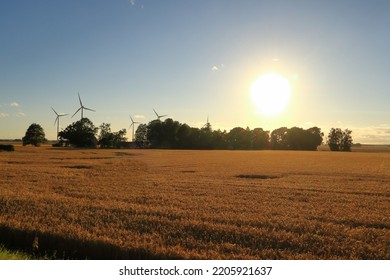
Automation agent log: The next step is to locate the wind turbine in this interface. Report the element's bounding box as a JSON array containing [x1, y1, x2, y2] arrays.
[[72, 92, 96, 119], [129, 115, 140, 141], [51, 107, 68, 140], [153, 108, 167, 120]]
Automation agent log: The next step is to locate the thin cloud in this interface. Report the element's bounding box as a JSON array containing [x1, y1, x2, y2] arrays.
[[128, 0, 144, 9], [134, 115, 145, 119], [10, 102, 19, 107], [15, 112, 26, 117], [211, 64, 225, 72], [350, 124, 390, 144], [0, 112, 9, 118]]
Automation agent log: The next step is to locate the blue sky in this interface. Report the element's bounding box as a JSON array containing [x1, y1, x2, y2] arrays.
[[1, 0, 389, 143]]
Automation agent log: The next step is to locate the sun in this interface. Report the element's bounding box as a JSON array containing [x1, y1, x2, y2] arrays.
[[250, 73, 292, 116]]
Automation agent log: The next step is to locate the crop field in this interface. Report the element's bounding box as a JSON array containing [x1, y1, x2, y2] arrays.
[[0, 144, 389, 259]]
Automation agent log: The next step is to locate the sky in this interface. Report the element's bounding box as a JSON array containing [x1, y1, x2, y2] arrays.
[[1, 0, 389, 143]]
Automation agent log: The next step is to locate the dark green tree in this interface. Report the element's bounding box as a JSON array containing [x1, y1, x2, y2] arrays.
[[161, 118, 180, 148], [58, 118, 98, 148], [327, 128, 353, 151], [271, 126, 323, 151], [340, 129, 353, 152], [146, 119, 164, 148], [176, 123, 194, 149], [212, 129, 228, 149], [286, 127, 305, 150], [251, 128, 270, 149], [228, 127, 252, 149], [271, 127, 289, 149], [198, 123, 214, 149], [135, 123, 149, 147], [305, 127, 324, 151], [98, 123, 127, 148], [22, 123, 47, 146]]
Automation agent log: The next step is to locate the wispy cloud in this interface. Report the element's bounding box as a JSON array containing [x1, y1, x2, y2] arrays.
[[211, 64, 225, 72], [350, 124, 390, 144], [134, 115, 145, 119], [10, 102, 19, 107], [15, 112, 26, 117], [127, 0, 144, 9], [0, 112, 9, 118]]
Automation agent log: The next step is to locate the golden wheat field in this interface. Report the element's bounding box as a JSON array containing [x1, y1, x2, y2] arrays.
[[0, 144, 389, 259]]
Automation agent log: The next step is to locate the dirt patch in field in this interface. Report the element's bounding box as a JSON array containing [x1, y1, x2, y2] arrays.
[[7, 161, 32, 165], [63, 165, 94, 169], [236, 174, 281, 179], [114, 152, 135, 157]]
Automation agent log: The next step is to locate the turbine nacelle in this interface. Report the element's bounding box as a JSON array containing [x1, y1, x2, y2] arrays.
[[129, 115, 140, 141], [72, 92, 96, 119], [51, 107, 68, 140], [153, 108, 167, 120]]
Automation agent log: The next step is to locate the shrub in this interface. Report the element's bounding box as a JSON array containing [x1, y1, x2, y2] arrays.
[[0, 144, 14, 151]]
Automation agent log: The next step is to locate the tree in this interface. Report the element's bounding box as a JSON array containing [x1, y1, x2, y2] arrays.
[[271, 127, 289, 149], [270, 126, 323, 151], [286, 127, 305, 150], [161, 118, 180, 148], [146, 119, 164, 148], [22, 123, 47, 146], [135, 124, 149, 147], [228, 127, 252, 149], [58, 118, 98, 148], [327, 128, 353, 151], [98, 123, 127, 148], [340, 129, 353, 152], [305, 127, 324, 151], [176, 123, 194, 149], [251, 128, 270, 149]]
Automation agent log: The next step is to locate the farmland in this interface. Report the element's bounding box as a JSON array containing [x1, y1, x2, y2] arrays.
[[0, 144, 389, 259]]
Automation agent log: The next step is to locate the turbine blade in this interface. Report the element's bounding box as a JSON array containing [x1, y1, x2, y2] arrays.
[[160, 114, 168, 118], [84, 107, 95, 112], [153, 108, 158, 117], [78, 92, 83, 106], [130, 116, 134, 123], [54, 116, 59, 126], [72, 107, 81, 118], [51, 107, 59, 115]]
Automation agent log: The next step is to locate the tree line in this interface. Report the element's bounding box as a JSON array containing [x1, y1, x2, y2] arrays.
[[21, 118, 353, 151], [135, 118, 326, 150]]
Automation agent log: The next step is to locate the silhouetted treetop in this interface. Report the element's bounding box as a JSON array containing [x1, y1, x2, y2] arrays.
[[22, 123, 47, 147]]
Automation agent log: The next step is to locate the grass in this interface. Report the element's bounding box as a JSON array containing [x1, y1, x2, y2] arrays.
[[0, 144, 389, 259], [0, 245, 31, 260]]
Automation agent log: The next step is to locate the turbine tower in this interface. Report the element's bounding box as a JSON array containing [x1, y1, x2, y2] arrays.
[[153, 108, 167, 120], [51, 107, 68, 140], [129, 115, 140, 142], [72, 92, 96, 119]]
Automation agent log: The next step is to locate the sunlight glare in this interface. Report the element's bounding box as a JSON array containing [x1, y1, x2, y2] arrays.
[[250, 73, 292, 116]]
